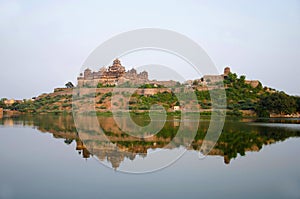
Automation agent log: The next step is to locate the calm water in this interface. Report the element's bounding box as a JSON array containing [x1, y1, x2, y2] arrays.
[[0, 115, 300, 199]]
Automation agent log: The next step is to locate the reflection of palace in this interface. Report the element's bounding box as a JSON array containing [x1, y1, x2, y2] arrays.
[[1, 115, 300, 169], [75, 139, 91, 159]]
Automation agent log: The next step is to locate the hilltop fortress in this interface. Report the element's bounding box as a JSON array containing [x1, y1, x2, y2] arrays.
[[77, 59, 260, 89]]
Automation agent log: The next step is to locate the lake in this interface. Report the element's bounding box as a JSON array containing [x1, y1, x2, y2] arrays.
[[0, 114, 300, 199]]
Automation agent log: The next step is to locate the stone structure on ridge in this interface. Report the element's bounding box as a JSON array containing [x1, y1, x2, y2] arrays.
[[77, 59, 149, 87]]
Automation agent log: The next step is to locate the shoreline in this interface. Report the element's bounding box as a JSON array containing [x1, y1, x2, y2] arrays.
[[1, 109, 300, 119]]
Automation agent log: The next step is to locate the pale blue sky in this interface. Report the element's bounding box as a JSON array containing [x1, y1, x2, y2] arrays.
[[0, 0, 299, 99]]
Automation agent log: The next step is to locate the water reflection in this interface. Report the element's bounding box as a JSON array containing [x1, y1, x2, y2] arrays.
[[0, 114, 300, 169]]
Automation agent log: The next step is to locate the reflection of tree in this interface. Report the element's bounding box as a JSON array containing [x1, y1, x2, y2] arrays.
[[2, 115, 300, 168], [64, 139, 73, 145], [193, 121, 300, 164]]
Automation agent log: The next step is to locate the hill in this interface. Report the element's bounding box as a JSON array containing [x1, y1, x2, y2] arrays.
[[0, 71, 299, 118]]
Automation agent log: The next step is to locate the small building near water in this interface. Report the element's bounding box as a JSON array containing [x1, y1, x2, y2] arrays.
[[4, 99, 15, 106], [173, 106, 180, 111]]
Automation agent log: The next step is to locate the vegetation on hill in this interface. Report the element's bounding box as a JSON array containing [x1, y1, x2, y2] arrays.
[[256, 92, 298, 117], [223, 72, 299, 117], [0, 94, 73, 114], [128, 92, 179, 111]]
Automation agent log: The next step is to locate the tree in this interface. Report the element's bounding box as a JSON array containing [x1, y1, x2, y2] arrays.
[[257, 92, 297, 116], [238, 75, 246, 84], [294, 96, 300, 112], [65, 82, 74, 88], [224, 72, 238, 85], [0, 98, 6, 109]]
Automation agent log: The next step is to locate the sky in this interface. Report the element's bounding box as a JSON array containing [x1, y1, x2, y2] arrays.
[[0, 0, 299, 99]]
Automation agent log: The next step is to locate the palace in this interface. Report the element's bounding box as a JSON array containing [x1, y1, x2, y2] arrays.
[[77, 59, 149, 87]]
